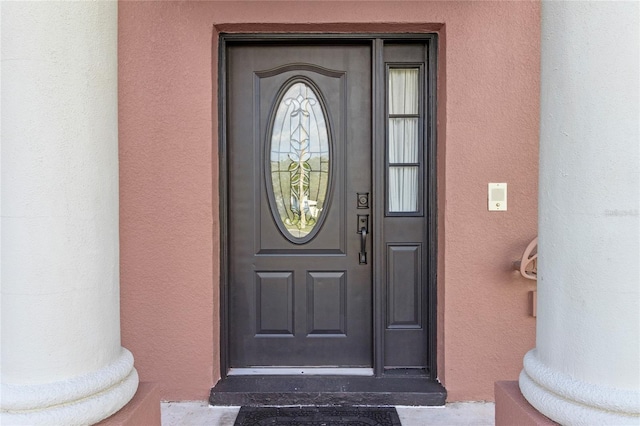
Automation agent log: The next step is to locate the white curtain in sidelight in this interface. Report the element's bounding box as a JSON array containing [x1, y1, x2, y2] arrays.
[[389, 118, 418, 163], [389, 166, 418, 212], [389, 69, 419, 115], [388, 68, 419, 212]]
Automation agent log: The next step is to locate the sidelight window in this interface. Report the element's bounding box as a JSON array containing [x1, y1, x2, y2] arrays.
[[387, 67, 423, 214]]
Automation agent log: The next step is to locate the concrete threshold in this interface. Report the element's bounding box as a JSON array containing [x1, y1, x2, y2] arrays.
[[209, 375, 446, 406]]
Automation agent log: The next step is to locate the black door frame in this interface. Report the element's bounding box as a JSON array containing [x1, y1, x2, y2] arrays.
[[218, 33, 438, 380]]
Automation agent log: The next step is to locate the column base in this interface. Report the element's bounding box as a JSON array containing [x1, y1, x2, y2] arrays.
[[1, 349, 139, 426], [520, 349, 640, 425]]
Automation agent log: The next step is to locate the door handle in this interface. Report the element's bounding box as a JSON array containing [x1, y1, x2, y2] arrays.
[[357, 214, 369, 264], [359, 227, 367, 264]]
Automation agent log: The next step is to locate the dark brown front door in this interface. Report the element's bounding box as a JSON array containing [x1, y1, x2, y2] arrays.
[[227, 44, 372, 368]]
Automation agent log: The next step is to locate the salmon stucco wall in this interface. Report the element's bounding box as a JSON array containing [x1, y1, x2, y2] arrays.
[[118, 1, 540, 401]]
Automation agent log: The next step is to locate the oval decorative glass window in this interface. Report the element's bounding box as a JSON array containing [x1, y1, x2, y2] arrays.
[[268, 81, 331, 242]]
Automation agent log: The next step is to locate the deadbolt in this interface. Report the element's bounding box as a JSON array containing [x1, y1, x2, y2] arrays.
[[357, 192, 369, 209]]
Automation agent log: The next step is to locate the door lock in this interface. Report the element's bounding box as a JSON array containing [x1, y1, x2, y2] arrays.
[[357, 192, 369, 209]]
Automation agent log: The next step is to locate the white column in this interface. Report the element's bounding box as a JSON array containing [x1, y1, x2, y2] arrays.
[[519, 1, 640, 424], [1, 2, 138, 425]]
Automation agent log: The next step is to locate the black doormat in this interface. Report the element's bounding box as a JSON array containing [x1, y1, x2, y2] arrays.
[[233, 406, 402, 426]]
